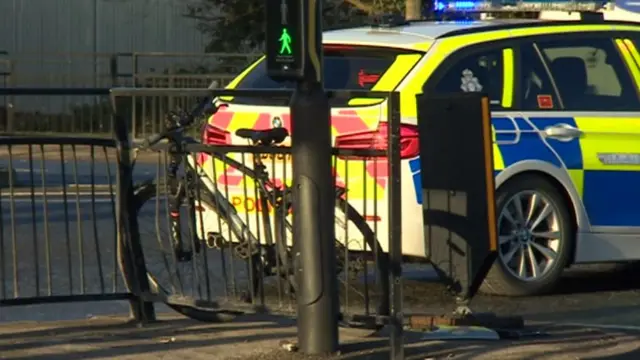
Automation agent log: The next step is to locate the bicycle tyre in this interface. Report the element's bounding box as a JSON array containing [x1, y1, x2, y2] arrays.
[[132, 181, 247, 322], [274, 196, 390, 317]]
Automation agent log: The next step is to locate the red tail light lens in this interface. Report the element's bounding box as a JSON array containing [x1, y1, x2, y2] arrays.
[[202, 124, 231, 145], [334, 122, 420, 160]]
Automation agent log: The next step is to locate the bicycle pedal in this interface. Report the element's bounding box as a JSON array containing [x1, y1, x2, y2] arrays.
[[205, 233, 226, 249], [233, 242, 260, 259]]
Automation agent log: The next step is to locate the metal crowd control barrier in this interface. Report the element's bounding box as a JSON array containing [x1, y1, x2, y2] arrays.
[[0, 86, 202, 139], [0, 87, 114, 136], [0, 88, 154, 323], [0, 51, 260, 139], [109, 88, 403, 349]]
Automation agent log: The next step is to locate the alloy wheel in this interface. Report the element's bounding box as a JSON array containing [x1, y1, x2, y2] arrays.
[[497, 190, 561, 281]]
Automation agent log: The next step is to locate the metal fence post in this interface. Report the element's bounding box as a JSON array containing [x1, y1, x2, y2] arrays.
[[109, 54, 120, 87], [387, 91, 404, 360], [109, 55, 120, 134], [1, 53, 16, 133], [131, 53, 139, 140], [112, 94, 156, 323]]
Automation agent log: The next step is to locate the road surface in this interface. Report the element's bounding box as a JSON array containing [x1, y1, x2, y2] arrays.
[[0, 157, 640, 334], [0, 156, 158, 188], [4, 313, 640, 360], [0, 190, 251, 322]]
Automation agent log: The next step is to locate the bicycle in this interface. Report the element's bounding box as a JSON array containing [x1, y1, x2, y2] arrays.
[[130, 97, 390, 321]]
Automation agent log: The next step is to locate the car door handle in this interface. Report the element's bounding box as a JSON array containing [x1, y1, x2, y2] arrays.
[[543, 124, 583, 140]]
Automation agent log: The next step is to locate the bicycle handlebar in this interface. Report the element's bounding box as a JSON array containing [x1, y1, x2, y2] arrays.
[[142, 132, 166, 149], [139, 97, 228, 150]]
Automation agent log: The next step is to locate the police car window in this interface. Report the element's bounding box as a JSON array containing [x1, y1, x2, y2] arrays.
[[519, 44, 559, 111], [431, 49, 504, 109], [231, 47, 405, 106], [536, 38, 640, 111]]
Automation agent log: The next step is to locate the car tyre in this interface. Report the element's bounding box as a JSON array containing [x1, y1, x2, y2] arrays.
[[480, 174, 573, 297]]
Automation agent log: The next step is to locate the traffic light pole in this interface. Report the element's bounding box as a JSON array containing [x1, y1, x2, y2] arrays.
[[291, 83, 339, 354], [290, 0, 339, 355], [265, 0, 339, 354]]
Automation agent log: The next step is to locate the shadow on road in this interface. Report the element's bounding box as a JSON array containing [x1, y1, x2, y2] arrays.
[[550, 263, 640, 295], [334, 325, 640, 359], [2, 313, 640, 360], [0, 314, 297, 360], [229, 324, 640, 359]]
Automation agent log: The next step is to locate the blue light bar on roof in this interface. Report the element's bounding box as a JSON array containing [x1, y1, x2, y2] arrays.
[[434, 1, 477, 10], [432, 0, 607, 12]]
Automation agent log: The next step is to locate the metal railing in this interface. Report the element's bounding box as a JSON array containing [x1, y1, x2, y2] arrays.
[[0, 85, 409, 356], [0, 87, 200, 138], [110, 88, 404, 351], [0, 88, 113, 135], [128, 52, 261, 89], [0, 88, 154, 323], [0, 51, 261, 137], [0, 51, 260, 88]]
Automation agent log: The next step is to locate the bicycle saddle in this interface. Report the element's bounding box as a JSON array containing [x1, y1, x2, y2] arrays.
[[236, 127, 289, 145]]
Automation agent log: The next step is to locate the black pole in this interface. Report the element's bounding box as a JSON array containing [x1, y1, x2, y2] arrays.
[[387, 92, 404, 360], [291, 0, 339, 355], [112, 95, 156, 324]]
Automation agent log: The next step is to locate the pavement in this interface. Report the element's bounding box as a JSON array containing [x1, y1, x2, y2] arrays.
[[1, 313, 640, 359]]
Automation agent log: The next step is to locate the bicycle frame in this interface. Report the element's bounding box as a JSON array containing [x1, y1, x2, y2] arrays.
[[133, 126, 292, 267], [196, 150, 286, 248]]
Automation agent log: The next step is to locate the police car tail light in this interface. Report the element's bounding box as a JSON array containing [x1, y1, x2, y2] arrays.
[[202, 124, 231, 145], [335, 122, 420, 160]]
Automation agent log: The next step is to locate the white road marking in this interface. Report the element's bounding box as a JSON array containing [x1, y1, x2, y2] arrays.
[[3, 191, 113, 197], [559, 322, 640, 332], [2, 194, 169, 204], [4, 198, 115, 204]]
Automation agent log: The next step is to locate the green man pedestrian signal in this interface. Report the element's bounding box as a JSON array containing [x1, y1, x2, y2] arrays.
[[266, 0, 304, 80], [279, 28, 292, 55]]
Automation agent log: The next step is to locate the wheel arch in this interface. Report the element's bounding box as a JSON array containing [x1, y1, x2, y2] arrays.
[[495, 160, 590, 265]]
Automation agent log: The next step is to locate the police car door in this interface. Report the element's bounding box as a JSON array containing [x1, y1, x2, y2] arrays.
[[517, 33, 640, 235], [422, 41, 521, 204]]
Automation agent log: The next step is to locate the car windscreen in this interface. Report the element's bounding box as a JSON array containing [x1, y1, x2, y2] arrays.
[[228, 46, 419, 106]]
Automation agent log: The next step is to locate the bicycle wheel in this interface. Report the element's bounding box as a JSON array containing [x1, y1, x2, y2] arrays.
[[275, 196, 390, 317], [132, 181, 255, 322]]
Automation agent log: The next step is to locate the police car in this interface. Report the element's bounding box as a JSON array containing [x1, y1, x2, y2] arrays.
[[198, 2, 640, 296]]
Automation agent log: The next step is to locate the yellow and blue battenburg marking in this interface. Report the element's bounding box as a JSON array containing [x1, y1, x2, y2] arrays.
[[410, 115, 640, 227], [573, 116, 640, 228], [409, 157, 423, 204], [492, 115, 640, 228]]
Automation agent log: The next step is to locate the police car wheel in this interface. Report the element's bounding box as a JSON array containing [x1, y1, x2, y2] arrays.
[[480, 175, 573, 296]]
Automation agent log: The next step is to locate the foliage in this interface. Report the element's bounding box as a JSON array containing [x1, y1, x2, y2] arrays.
[[183, 0, 407, 53]]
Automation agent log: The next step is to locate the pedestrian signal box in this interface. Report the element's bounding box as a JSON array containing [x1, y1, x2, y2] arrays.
[[417, 92, 498, 301], [266, 0, 305, 81]]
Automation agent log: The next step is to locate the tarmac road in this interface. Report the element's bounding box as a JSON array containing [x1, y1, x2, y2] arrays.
[[1, 158, 640, 333], [1, 157, 158, 188], [0, 191, 251, 323]]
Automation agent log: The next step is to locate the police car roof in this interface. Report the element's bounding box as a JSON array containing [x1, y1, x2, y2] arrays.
[[323, 19, 542, 48]]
